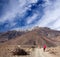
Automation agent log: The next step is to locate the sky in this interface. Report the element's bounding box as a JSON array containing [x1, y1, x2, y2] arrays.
[[0, 0, 60, 32]]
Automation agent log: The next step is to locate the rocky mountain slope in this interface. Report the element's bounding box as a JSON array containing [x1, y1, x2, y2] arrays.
[[1, 27, 60, 47], [0, 30, 26, 43]]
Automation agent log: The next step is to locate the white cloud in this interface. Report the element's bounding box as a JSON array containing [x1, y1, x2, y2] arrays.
[[1, 0, 60, 31], [37, 0, 60, 30], [49, 18, 60, 29], [11, 24, 35, 31], [27, 13, 38, 24], [0, 0, 38, 23], [28, 0, 37, 3], [0, 0, 28, 22]]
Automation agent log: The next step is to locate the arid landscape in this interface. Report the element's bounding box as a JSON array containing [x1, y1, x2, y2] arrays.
[[0, 45, 60, 57], [0, 0, 60, 57], [0, 27, 60, 57]]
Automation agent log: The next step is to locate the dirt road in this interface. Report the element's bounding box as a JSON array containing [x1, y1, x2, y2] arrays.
[[29, 48, 55, 57], [2, 47, 55, 57]]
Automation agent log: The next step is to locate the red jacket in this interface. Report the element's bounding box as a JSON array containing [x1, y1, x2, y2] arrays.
[[44, 45, 46, 48]]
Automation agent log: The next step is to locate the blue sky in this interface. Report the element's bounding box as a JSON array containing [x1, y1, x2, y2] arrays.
[[0, 0, 60, 32]]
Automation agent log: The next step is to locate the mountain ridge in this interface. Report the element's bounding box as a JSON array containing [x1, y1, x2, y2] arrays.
[[0, 27, 60, 47]]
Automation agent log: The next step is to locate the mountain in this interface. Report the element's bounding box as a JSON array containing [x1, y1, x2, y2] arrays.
[[1, 27, 60, 47], [0, 30, 26, 43]]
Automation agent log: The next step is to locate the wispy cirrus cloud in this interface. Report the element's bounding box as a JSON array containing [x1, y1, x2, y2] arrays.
[[0, 0, 39, 32], [0, 0, 38, 22], [0, 0, 60, 32], [37, 0, 60, 30]]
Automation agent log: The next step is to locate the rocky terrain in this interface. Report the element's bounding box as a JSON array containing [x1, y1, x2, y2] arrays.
[[0, 30, 26, 43], [0, 27, 60, 47], [0, 27, 60, 57]]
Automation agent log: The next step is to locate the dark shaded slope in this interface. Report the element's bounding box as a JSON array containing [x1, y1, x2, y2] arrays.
[[0, 30, 26, 43]]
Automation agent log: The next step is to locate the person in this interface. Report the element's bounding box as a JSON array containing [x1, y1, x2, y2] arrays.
[[43, 44, 46, 52]]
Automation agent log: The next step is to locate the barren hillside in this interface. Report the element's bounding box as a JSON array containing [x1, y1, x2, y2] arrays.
[[1, 27, 60, 47], [0, 30, 26, 43]]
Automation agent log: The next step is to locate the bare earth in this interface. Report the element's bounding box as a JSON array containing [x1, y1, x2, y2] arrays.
[[29, 48, 56, 57], [11, 48, 56, 57], [0, 45, 60, 57]]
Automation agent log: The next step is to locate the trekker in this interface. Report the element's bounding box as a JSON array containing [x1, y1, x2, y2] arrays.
[[43, 44, 46, 52]]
